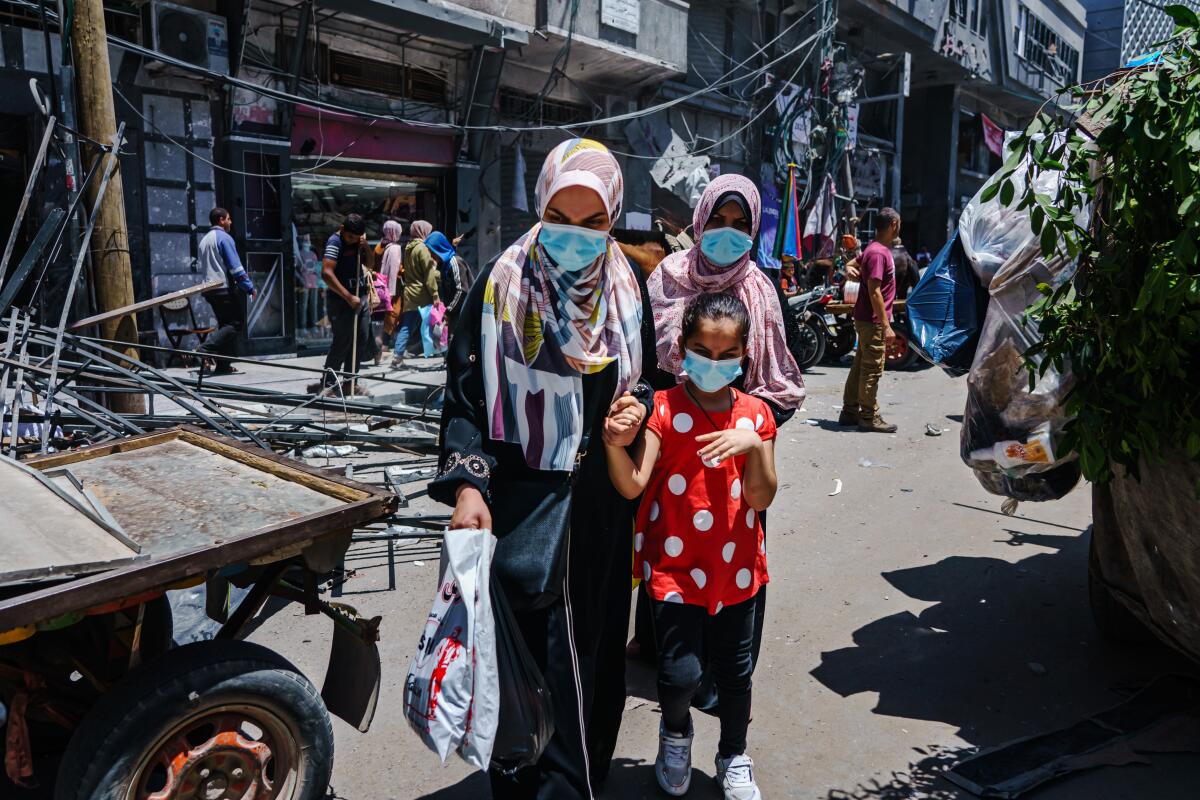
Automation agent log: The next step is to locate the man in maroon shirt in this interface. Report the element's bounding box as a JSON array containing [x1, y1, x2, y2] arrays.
[[840, 207, 901, 433]]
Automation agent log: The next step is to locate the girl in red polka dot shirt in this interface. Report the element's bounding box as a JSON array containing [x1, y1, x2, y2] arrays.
[[605, 292, 777, 799]]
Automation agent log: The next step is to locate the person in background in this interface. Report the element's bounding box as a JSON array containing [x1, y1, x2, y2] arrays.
[[378, 219, 405, 299], [779, 258, 800, 297], [891, 236, 920, 300], [839, 207, 901, 433], [370, 262, 393, 366], [197, 208, 255, 376], [307, 213, 375, 396], [390, 220, 440, 366], [297, 233, 321, 334], [425, 231, 464, 332], [915, 244, 932, 270], [606, 292, 776, 800]]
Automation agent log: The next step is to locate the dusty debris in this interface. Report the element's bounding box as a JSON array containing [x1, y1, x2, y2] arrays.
[[828, 479, 843, 496]]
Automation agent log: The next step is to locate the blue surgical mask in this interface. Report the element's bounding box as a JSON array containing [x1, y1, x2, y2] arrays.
[[538, 221, 609, 272], [682, 349, 744, 393], [700, 227, 753, 267]]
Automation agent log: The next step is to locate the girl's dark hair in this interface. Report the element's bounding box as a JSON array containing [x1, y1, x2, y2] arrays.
[[681, 292, 750, 345]]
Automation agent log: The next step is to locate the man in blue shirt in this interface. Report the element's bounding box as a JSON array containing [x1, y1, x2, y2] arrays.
[[197, 208, 255, 375]]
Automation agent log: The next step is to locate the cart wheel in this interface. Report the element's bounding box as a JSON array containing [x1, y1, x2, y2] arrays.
[[55, 640, 333, 800], [1087, 534, 1154, 646]]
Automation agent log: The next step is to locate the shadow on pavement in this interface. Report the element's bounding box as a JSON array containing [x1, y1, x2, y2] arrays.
[[825, 744, 973, 799], [812, 527, 1199, 797], [411, 772, 490, 799]]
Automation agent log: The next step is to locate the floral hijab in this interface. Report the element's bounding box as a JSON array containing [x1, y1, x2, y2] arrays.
[[481, 138, 644, 471], [649, 174, 805, 411]]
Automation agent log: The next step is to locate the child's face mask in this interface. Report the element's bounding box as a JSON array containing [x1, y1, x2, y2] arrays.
[[683, 349, 743, 392]]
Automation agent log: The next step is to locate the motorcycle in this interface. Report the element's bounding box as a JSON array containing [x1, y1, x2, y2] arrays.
[[786, 286, 835, 371]]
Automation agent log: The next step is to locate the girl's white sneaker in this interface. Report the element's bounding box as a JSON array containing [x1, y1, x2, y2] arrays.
[[715, 753, 762, 800], [655, 721, 693, 796]]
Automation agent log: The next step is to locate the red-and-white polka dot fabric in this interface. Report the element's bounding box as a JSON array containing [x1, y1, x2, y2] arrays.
[[635, 385, 775, 614]]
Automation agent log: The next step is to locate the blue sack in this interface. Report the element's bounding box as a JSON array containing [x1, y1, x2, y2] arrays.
[[905, 233, 989, 377]]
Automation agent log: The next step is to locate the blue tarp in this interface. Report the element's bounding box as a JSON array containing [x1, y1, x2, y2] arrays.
[[905, 233, 990, 377]]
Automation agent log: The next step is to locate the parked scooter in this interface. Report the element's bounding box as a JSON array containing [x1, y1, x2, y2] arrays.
[[786, 286, 835, 371]]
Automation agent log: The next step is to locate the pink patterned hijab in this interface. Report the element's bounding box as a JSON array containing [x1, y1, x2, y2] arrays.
[[649, 174, 805, 411]]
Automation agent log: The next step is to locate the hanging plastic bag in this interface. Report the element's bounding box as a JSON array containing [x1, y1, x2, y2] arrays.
[[959, 145, 1090, 502], [905, 233, 990, 376], [959, 136, 1068, 286], [418, 304, 436, 357], [489, 580, 555, 774], [404, 529, 496, 763]]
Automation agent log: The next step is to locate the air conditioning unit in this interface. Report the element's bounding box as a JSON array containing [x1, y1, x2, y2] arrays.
[[147, 1, 229, 76], [604, 95, 635, 140]]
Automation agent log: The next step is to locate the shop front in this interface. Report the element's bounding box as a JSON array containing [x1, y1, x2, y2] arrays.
[[289, 106, 457, 351]]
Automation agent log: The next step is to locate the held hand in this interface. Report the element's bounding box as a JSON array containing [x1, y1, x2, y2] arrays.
[[347, 295, 363, 312], [603, 414, 639, 448], [883, 325, 898, 343], [695, 429, 762, 465], [607, 391, 646, 426], [450, 484, 492, 531]]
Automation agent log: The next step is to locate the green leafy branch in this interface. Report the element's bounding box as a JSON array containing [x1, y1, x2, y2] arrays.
[[981, 5, 1200, 483]]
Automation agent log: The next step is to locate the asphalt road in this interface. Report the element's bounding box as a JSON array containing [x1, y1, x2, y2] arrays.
[[248, 357, 1198, 799]]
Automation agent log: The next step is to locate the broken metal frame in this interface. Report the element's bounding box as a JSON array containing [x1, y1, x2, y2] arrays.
[[41, 122, 126, 454]]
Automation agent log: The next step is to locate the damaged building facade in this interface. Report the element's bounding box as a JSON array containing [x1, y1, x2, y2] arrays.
[[833, 0, 1088, 247], [1, 0, 1087, 355]]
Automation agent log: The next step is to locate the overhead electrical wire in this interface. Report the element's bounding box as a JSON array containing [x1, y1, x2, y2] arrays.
[[11, 0, 816, 136]]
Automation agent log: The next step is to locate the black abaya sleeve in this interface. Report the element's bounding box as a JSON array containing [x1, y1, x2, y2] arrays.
[[429, 261, 496, 507]]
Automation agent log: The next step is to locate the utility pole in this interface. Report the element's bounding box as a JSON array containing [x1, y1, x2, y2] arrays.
[[70, 0, 144, 413]]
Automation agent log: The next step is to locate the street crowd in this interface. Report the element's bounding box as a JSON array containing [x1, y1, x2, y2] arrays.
[[200, 137, 906, 800]]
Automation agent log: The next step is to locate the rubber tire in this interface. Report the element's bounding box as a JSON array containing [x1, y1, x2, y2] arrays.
[[824, 324, 855, 363], [792, 317, 827, 372], [1087, 535, 1155, 646], [54, 639, 333, 800], [886, 332, 920, 371]]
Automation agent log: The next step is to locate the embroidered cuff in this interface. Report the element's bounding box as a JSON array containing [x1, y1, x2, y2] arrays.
[[442, 451, 491, 480]]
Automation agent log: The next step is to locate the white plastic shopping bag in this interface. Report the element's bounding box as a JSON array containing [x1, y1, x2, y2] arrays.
[[403, 529, 498, 767], [458, 530, 499, 770]]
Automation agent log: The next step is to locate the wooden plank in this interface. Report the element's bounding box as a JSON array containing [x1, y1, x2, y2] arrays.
[[0, 497, 393, 631], [25, 429, 180, 468], [67, 280, 223, 331]]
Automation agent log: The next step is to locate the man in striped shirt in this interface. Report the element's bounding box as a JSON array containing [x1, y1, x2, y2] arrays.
[[308, 213, 375, 395]]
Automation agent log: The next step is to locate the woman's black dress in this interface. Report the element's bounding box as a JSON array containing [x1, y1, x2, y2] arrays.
[[429, 260, 657, 800]]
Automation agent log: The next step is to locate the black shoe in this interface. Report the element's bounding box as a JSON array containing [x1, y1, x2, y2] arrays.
[[306, 380, 327, 394], [858, 416, 898, 433], [837, 411, 860, 427]]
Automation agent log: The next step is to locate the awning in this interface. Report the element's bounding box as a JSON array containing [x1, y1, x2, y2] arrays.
[[314, 0, 527, 48], [290, 106, 457, 166]]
